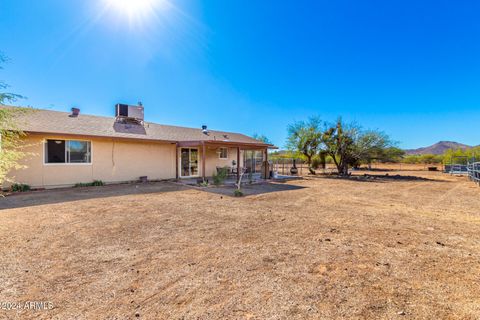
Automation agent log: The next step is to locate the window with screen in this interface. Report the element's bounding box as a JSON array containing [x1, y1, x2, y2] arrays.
[[218, 147, 228, 159], [45, 140, 91, 164]]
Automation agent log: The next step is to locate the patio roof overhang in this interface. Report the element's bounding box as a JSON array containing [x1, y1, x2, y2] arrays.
[[177, 140, 277, 149], [176, 140, 276, 182]]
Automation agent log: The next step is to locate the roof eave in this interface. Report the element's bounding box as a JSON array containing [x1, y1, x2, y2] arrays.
[[23, 131, 278, 148], [24, 131, 177, 144]]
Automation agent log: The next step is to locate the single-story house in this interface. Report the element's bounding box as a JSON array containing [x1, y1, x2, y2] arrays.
[[2, 104, 275, 189]]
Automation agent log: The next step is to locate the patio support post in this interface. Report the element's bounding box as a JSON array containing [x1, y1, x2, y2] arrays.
[[175, 143, 179, 179], [202, 141, 206, 182], [264, 148, 269, 179], [237, 147, 240, 183]]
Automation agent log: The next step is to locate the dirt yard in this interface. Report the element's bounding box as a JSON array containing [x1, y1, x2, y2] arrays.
[[0, 170, 479, 319]]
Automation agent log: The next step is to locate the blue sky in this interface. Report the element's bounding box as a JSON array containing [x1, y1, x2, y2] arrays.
[[1, 0, 479, 149]]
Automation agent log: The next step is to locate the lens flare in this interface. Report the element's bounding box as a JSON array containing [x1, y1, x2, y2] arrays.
[[106, 0, 153, 13], [104, 0, 163, 23]]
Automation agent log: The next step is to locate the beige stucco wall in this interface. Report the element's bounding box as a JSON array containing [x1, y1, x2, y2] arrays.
[[5, 134, 177, 188], [4, 134, 266, 189], [204, 146, 242, 177]]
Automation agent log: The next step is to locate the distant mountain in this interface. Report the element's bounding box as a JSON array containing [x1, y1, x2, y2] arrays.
[[405, 141, 472, 155]]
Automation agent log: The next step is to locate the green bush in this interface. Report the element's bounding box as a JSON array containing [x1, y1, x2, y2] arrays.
[[233, 189, 244, 197], [213, 167, 228, 186], [10, 183, 31, 192], [403, 155, 419, 164], [74, 182, 89, 187], [74, 180, 105, 187], [311, 156, 321, 170], [402, 154, 443, 164]]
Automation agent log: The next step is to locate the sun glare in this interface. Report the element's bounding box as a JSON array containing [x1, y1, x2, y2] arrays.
[[104, 0, 163, 21]]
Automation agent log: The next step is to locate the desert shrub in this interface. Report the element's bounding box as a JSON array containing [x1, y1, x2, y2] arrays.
[[74, 180, 105, 187], [443, 146, 480, 164], [74, 182, 90, 187], [233, 189, 243, 197], [91, 180, 105, 186], [311, 156, 321, 170], [403, 155, 419, 164], [10, 183, 30, 192], [418, 154, 442, 164], [213, 167, 228, 186]]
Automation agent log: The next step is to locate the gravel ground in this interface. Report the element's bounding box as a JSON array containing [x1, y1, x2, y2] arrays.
[[0, 170, 479, 319]]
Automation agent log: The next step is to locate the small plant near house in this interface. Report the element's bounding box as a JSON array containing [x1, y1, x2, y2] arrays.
[[74, 180, 105, 187], [247, 171, 253, 184], [233, 189, 243, 197], [212, 167, 228, 186], [10, 183, 31, 192], [74, 182, 90, 187], [199, 181, 209, 187], [233, 167, 247, 197]]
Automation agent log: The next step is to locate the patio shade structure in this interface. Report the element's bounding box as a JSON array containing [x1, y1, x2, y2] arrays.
[[177, 140, 276, 182]]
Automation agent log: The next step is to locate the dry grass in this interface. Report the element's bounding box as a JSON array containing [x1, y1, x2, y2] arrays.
[[0, 169, 479, 319]]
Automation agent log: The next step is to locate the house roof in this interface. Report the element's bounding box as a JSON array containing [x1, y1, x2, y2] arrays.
[[3, 106, 274, 148]]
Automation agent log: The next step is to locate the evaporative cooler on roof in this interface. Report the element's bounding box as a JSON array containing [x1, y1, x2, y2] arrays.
[[115, 103, 144, 122]]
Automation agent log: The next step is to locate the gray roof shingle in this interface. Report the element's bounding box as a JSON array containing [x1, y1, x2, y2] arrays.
[[4, 106, 273, 147]]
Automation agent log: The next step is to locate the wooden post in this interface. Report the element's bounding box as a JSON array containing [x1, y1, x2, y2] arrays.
[[264, 148, 269, 179], [202, 142, 206, 182], [175, 143, 179, 179], [237, 147, 240, 183]]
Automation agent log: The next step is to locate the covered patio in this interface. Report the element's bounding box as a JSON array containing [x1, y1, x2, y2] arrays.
[[175, 140, 276, 183]]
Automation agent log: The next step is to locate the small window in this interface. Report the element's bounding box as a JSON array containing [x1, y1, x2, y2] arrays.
[[68, 140, 91, 163], [45, 139, 91, 164], [46, 140, 66, 163], [219, 147, 228, 159]]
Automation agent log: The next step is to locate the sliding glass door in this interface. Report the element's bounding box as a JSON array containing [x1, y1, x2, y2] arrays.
[[180, 148, 199, 177], [243, 150, 264, 173]]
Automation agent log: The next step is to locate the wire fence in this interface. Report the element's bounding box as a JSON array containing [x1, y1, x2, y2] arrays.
[[444, 164, 468, 174], [467, 161, 480, 185], [271, 158, 307, 176], [270, 159, 449, 176], [444, 157, 480, 187], [270, 158, 338, 176]]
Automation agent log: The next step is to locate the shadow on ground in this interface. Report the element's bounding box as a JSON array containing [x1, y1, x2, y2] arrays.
[[315, 173, 448, 183], [0, 182, 188, 210], [193, 182, 307, 197], [353, 167, 442, 172]]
